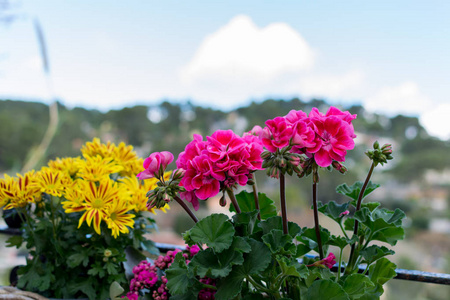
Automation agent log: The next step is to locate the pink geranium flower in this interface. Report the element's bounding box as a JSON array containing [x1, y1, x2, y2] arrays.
[[177, 130, 263, 210], [308, 107, 356, 167], [261, 116, 294, 152], [137, 151, 174, 179]]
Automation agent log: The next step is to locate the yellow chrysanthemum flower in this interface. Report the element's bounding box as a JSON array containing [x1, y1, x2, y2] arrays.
[[48, 156, 82, 178], [81, 138, 115, 159], [1, 171, 40, 210], [77, 155, 123, 182], [119, 172, 171, 213], [0, 174, 16, 208], [78, 178, 119, 234], [104, 199, 135, 238], [34, 167, 67, 197], [61, 180, 86, 213], [112, 142, 141, 177]]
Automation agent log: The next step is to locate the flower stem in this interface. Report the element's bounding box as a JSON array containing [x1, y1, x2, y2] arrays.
[[226, 188, 241, 214], [252, 181, 261, 221], [337, 247, 344, 282], [312, 165, 324, 259], [279, 173, 288, 235], [346, 162, 375, 273], [173, 195, 198, 223]]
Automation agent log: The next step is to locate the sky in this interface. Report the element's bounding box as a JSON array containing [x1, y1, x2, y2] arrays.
[[1, 0, 449, 139]]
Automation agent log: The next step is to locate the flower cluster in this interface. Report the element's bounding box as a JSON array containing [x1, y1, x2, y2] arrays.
[[126, 245, 215, 300], [136, 105, 404, 300], [175, 130, 264, 210], [0, 138, 169, 299], [257, 106, 356, 170]]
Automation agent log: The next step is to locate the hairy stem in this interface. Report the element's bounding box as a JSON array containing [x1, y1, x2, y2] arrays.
[[346, 162, 375, 273], [226, 188, 241, 214], [173, 195, 199, 223], [312, 166, 324, 259], [252, 181, 261, 221], [279, 173, 288, 235]]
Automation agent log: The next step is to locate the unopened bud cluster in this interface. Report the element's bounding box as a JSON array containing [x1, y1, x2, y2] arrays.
[[146, 169, 186, 210], [262, 148, 305, 179], [366, 141, 393, 166], [331, 161, 348, 174]]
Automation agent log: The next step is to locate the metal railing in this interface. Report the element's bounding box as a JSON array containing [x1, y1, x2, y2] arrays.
[[2, 227, 450, 286]]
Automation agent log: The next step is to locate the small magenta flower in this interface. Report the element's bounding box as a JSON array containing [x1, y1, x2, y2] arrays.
[[137, 151, 174, 180], [339, 210, 350, 217], [307, 252, 336, 269], [322, 252, 337, 268]]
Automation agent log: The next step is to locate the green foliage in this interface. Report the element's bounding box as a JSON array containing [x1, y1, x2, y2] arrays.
[[188, 213, 235, 252], [336, 181, 380, 202], [6, 201, 156, 299], [230, 190, 278, 219]]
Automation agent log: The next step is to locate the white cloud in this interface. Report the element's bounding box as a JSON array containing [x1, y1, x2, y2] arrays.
[[420, 103, 450, 140], [364, 82, 432, 116], [180, 15, 315, 107], [298, 69, 365, 100]]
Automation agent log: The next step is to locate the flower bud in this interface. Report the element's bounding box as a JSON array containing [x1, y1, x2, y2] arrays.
[[104, 249, 112, 257], [279, 157, 287, 168], [261, 150, 272, 159], [172, 168, 186, 180], [219, 194, 227, 207], [270, 167, 280, 179], [163, 193, 171, 203], [373, 141, 380, 150]]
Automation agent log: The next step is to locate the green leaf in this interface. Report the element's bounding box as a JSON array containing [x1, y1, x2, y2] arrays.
[[306, 279, 350, 300], [166, 252, 196, 296], [87, 263, 106, 278], [277, 256, 309, 279], [230, 190, 277, 220], [141, 240, 160, 256], [336, 181, 380, 202], [105, 262, 119, 275], [258, 216, 301, 238], [67, 252, 89, 268], [354, 208, 405, 245], [5, 235, 23, 248], [215, 267, 246, 300], [232, 210, 259, 236], [262, 229, 297, 255], [368, 257, 397, 286], [342, 274, 375, 299], [360, 245, 395, 265], [318, 201, 350, 223], [241, 238, 272, 275], [190, 246, 244, 278], [109, 281, 125, 300], [188, 213, 235, 253], [328, 235, 357, 250], [296, 227, 330, 255], [215, 238, 272, 300], [68, 279, 97, 300]]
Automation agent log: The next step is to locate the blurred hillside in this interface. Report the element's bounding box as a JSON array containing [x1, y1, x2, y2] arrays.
[[2, 97, 449, 232]]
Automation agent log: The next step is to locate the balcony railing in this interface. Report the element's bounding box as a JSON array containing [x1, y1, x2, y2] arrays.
[[2, 226, 450, 286]]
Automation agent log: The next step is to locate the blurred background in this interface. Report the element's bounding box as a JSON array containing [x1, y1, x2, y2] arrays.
[[1, 0, 449, 299]]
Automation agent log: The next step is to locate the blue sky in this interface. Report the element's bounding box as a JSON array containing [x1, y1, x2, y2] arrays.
[[1, 0, 449, 139]]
